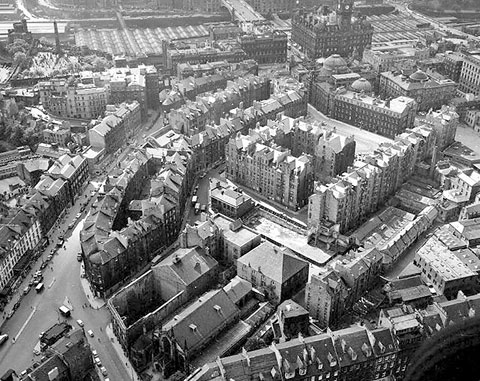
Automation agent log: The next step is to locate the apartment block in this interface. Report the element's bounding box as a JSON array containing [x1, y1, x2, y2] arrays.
[[82, 147, 195, 297], [89, 101, 141, 154], [164, 42, 247, 73], [38, 79, 110, 120], [306, 248, 382, 328], [169, 75, 271, 136], [423, 105, 458, 150], [308, 125, 436, 234], [47, 154, 89, 203], [0, 209, 41, 292], [226, 132, 314, 210]]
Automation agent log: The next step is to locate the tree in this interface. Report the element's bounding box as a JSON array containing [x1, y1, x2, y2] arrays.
[[244, 337, 266, 351], [92, 56, 110, 71], [6, 39, 30, 55], [13, 51, 27, 66], [169, 371, 186, 381]]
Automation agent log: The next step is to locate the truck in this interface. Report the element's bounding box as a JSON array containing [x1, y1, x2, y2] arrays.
[[191, 195, 198, 206], [35, 283, 44, 293], [58, 305, 71, 317]]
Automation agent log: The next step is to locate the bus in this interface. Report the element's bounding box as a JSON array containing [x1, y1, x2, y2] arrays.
[[35, 283, 44, 293], [58, 305, 71, 317]]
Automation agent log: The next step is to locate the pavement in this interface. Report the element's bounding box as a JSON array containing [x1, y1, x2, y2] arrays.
[[0, 110, 159, 378], [105, 323, 140, 381], [307, 104, 393, 154], [79, 266, 105, 310]]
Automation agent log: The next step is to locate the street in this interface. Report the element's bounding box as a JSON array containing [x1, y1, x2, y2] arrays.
[[0, 113, 160, 378], [0, 182, 131, 380], [307, 105, 393, 154]]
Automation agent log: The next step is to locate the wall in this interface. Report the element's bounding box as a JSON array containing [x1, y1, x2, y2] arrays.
[[126, 291, 188, 350]]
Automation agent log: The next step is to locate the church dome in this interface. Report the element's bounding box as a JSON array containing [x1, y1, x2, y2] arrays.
[[409, 70, 429, 82], [351, 78, 372, 93], [323, 54, 348, 71]]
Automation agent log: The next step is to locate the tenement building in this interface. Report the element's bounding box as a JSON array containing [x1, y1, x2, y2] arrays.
[[38, 79, 110, 120], [308, 125, 437, 235], [226, 132, 314, 210], [379, 69, 457, 112], [291, 0, 373, 59], [251, 115, 356, 181], [81, 148, 194, 297], [305, 247, 383, 328]]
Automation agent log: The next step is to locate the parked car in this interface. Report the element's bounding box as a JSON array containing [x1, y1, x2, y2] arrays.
[[88, 330, 94, 337], [40, 262, 48, 270], [92, 350, 98, 358], [100, 367, 107, 376], [76, 319, 84, 327], [95, 358, 102, 367]]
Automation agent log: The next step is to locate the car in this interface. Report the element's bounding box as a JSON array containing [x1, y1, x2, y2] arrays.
[[13, 301, 21, 311], [28, 279, 34, 287], [35, 270, 42, 277], [77, 253, 82, 262], [68, 222, 75, 230], [0, 334, 8, 345], [87, 330, 94, 337], [94, 357, 102, 367], [5, 310, 13, 319], [76, 319, 84, 327], [40, 262, 48, 270], [23, 286, 30, 295], [47, 254, 53, 261], [200, 204, 207, 213], [100, 367, 107, 376], [92, 349, 98, 358], [75, 213, 82, 220]]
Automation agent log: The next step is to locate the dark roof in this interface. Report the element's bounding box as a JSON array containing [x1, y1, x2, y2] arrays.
[[155, 247, 218, 287], [237, 242, 308, 284]]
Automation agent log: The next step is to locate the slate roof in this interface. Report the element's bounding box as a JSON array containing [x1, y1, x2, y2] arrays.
[[237, 242, 308, 284], [163, 289, 239, 351], [155, 247, 218, 287]]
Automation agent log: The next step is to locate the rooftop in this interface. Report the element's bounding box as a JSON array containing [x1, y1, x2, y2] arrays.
[[237, 241, 308, 284], [416, 236, 477, 281]]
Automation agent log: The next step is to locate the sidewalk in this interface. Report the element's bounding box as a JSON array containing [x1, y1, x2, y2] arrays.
[[79, 266, 105, 310], [105, 323, 140, 381]]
